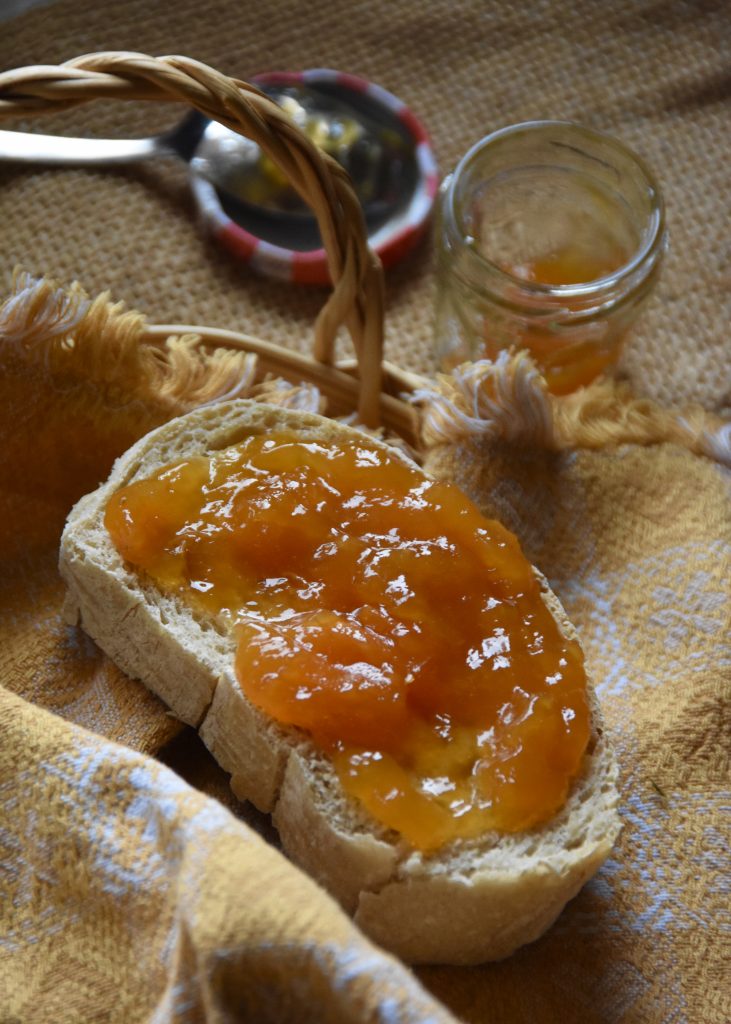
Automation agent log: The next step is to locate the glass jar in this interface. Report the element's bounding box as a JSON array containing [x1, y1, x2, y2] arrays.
[[434, 121, 667, 394]]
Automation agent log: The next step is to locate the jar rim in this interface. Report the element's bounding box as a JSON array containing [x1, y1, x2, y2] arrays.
[[444, 120, 667, 301]]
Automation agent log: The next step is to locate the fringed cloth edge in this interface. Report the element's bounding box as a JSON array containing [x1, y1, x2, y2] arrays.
[[0, 271, 413, 458], [0, 270, 321, 418], [2, 273, 728, 467], [411, 352, 731, 467]]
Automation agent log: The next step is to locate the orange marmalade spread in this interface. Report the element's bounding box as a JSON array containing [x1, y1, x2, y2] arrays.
[[105, 431, 590, 850]]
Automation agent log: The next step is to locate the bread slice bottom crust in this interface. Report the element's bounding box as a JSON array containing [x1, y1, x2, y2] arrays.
[[59, 400, 621, 965]]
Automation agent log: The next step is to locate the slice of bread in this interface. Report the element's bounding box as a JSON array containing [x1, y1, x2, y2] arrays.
[[59, 399, 621, 964]]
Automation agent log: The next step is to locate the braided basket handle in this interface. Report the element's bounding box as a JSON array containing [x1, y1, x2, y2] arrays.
[[0, 51, 385, 425]]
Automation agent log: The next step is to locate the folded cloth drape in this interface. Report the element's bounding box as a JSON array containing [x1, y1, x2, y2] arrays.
[[0, 686, 456, 1024]]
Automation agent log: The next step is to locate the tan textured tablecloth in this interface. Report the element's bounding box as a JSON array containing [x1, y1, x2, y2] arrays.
[[0, 0, 729, 413], [0, 2, 729, 1022]]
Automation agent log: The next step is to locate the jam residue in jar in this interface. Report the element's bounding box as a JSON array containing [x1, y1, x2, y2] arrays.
[[486, 240, 634, 396], [435, 122, 667, 397], [105, 431, 590, 851]]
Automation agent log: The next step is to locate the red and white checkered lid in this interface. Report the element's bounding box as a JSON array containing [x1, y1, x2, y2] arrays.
[[190, 68, 438, 285]]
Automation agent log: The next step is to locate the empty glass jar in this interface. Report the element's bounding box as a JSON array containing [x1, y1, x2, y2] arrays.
[[434, 121, 667, 394]]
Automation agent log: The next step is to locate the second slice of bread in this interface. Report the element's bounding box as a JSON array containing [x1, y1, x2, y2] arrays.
[[59, 399, 621, 964]]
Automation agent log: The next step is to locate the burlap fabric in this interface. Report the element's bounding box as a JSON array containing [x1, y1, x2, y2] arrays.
[[0, 0, 728, 413], [1, 2, 729, 1023]]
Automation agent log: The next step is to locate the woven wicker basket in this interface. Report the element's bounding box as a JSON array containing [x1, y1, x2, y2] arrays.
[[0, 51, 427, 439]]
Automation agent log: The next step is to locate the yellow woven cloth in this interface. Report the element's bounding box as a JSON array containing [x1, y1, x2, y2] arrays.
[[1, 270, 729, 1023]]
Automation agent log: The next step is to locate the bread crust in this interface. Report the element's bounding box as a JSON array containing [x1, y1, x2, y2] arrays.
[[59, 399, 621, 964]]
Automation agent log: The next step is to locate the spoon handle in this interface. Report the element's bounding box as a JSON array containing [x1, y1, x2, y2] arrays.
[[0, 129, 172, 166]]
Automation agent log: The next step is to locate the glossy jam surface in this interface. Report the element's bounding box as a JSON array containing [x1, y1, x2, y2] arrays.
[[105, 432, 590, 850], [485, 242, 632, 395]]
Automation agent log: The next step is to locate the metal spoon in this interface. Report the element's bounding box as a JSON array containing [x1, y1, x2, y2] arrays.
[[0, 76, 425, 255]]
